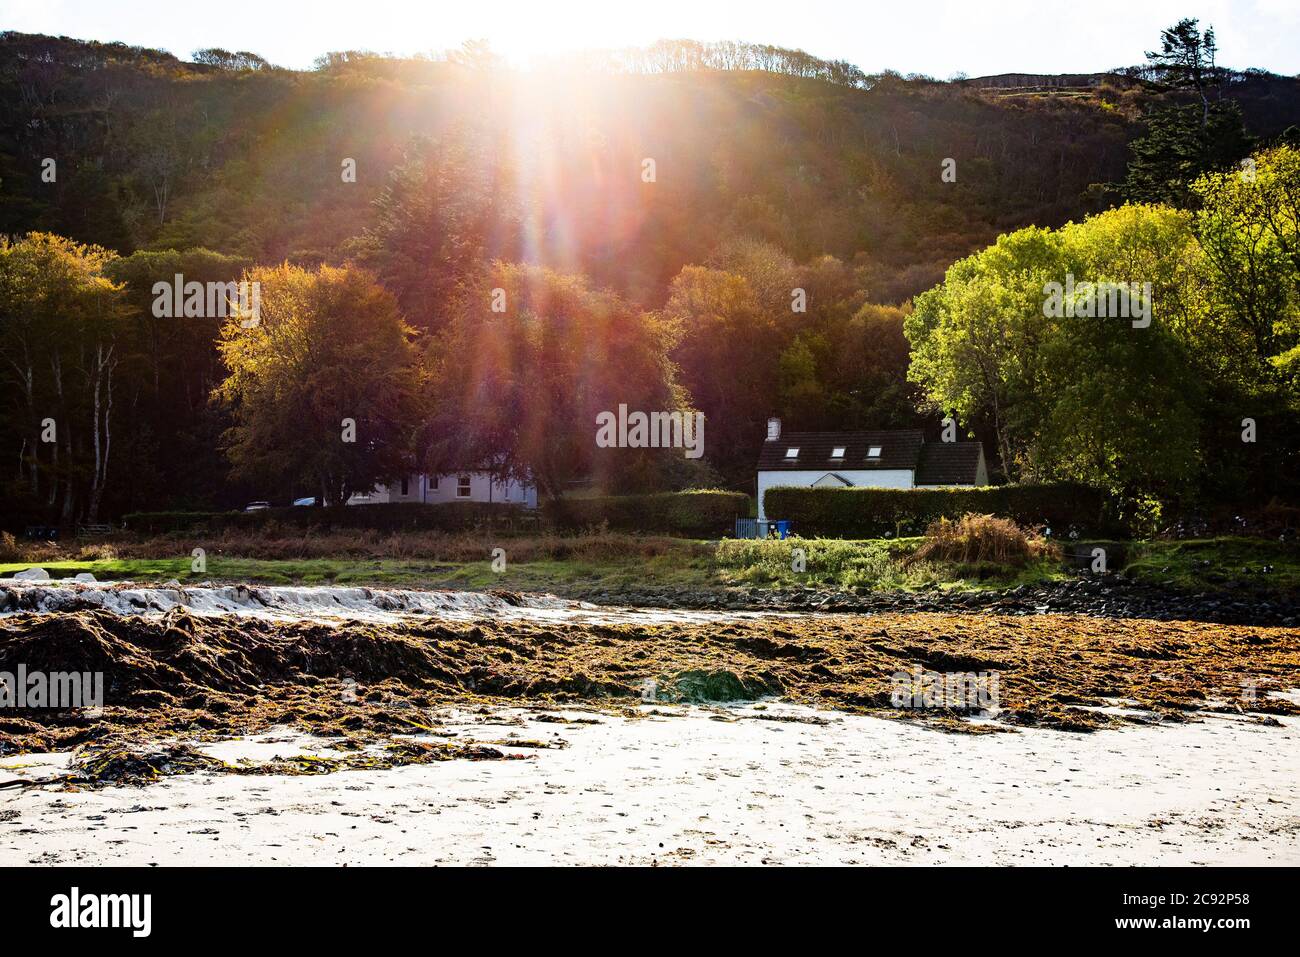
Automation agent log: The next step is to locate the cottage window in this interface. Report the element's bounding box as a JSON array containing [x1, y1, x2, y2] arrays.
[[456, 474, 472, 498], [867, 446, 882, 458], [830, 447, 845, 459], [785, 448, 799, 459]]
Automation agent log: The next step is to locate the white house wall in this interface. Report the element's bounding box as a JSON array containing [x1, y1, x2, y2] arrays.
[[757, 469, 912, 520], [348, 473, 538, 508], [423, 472, 537, 507]]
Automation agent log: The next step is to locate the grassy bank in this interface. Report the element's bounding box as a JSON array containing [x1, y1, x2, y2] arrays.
[[1124, 537, 1300, 593], [3, 533, 1295, 597]]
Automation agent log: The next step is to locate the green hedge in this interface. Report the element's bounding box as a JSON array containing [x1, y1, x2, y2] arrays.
[[121, 510, 224, 534], [543, 490, 751, 536], [123, 502, 536, 534], [124, 491, 751, 537], [762, 484, 1116, 538]]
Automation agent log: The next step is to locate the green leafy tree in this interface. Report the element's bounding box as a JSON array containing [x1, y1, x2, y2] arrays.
[[1124, 103, 1252, 207], [1192, 144, 1300, 368], [1192, 145, 1300, 495], [1145, 18, 1222, 124], [907, 207, 1211, 509], [1124, 18, 1251, 207], [104, 248, 251, 510], [359, 127, 521, 331], [907, 226, 1065, 478]]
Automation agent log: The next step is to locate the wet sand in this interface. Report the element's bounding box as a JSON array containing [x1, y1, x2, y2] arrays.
[[4, 701, 1297, 866]]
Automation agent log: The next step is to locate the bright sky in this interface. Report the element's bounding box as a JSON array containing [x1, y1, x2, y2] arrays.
[[2, 0, 1298, 76]]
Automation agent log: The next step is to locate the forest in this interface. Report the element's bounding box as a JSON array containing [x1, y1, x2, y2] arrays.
[[1, 21, 1298, 528]]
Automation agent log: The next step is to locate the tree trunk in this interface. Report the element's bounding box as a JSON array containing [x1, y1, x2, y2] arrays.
[[86, 343, 115, 524]]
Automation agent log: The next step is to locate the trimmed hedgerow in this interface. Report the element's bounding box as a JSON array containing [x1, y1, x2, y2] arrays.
[[124, 491, 751, 538], [121, 511, 225, 534], [762, 484, 1116, 538], [123, 502, 535, 534], [543, 490, 750, 536]]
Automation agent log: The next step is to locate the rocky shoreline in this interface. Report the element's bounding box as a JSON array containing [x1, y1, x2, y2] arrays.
[[562, 576, 1299, 626]]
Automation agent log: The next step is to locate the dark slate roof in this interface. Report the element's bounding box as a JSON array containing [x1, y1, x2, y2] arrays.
[[915, 441, 984, 486], [757, 430, 925, 471]]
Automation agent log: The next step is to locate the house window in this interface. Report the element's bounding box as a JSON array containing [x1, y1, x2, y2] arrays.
[[830, 446, 845, 459], [400, 477, 409, 496], [430, 474, 439, 490], [785, 448, 799, 459], [456, 474, 472, 498], [867, 446, 882, 459]]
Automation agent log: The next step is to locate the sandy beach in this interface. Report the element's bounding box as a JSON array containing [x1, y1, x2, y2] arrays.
[[4, 699, 1298, 866], [3, 580, 1298, 866]]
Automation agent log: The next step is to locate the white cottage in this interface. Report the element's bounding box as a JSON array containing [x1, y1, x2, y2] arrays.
[[347, 472, 538, 508], [756, 419, 988, 520]]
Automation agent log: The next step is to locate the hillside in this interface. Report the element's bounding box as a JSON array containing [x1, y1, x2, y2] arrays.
[[12, 32, 1299, 304], [1, 31, 1298, 521]]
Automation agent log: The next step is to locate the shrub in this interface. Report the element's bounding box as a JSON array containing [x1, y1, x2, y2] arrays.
[[762, 484, 1115, 538], [0, 531, 20, 562], [908, 513, 1059, 568]]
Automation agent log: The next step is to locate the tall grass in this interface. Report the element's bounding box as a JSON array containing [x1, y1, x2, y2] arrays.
[[713, 537, 946, 589], [908, 513, 1059, 568]]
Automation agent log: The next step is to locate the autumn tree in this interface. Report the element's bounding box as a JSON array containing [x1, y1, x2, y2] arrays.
[[0, 233, 133, 523], [663, 266, 781, 487], [432, 263, 687, 501], [214, 263, 421, 505]]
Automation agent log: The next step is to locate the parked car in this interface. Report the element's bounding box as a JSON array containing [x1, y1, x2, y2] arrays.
[[243, 501, 271, 512], [292, 497, 317, 507]]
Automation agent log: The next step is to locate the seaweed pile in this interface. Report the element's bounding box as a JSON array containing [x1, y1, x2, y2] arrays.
[[52, 736, 525, 789], [1, 607, 1297, 761]]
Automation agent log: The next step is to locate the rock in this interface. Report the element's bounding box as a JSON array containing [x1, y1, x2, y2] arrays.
[[13, 567, 49, 581], [73, 572, 97, 582]]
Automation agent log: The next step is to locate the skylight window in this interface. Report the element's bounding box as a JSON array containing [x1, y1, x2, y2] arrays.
[[830, 446, 846, 458], [867, 446, 883, 458], [785, 448, 799, 458]]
